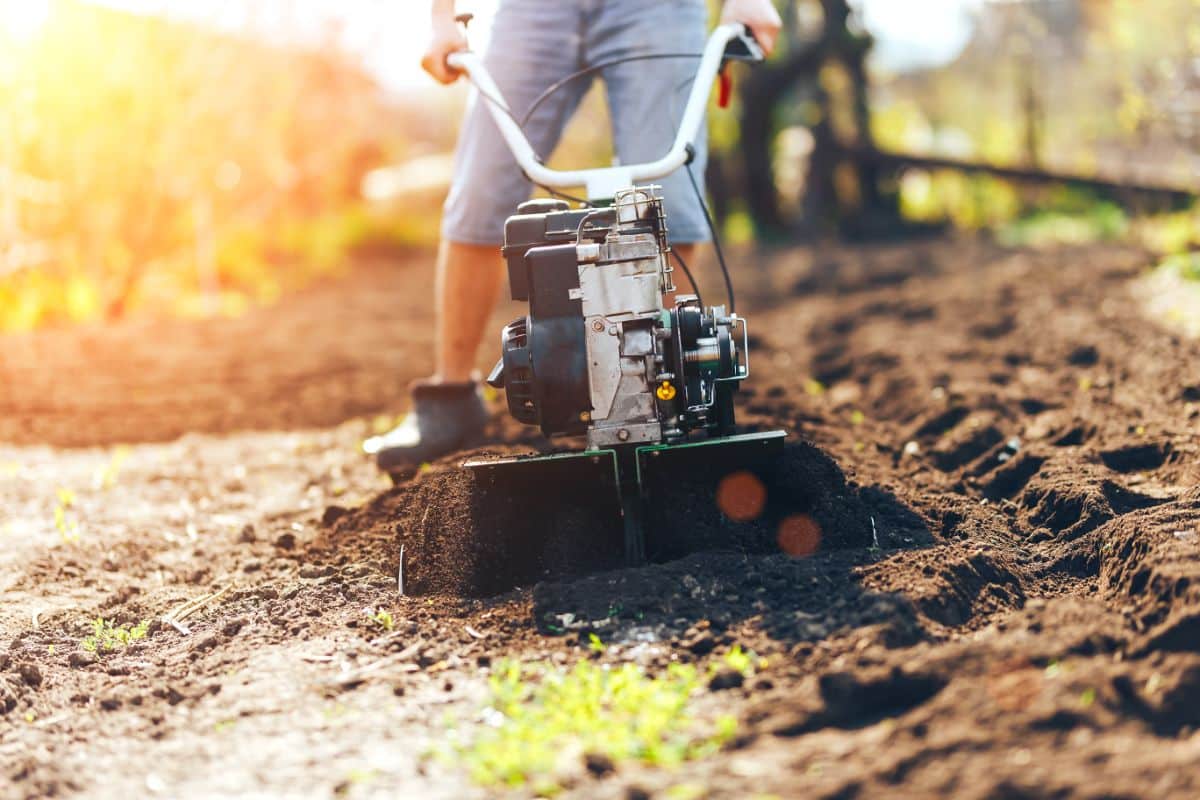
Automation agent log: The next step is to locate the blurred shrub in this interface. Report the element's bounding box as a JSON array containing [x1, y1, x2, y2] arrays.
[[997, 202, 1128, 248], [0, 1, 416, 331], [1132, 209, 1200, 257], [1158, 251, 1200, 283], [898, 170, 1021, 231]]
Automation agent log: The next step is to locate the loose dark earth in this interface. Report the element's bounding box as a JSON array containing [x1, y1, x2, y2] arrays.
[[2, 238, 1199, 799]]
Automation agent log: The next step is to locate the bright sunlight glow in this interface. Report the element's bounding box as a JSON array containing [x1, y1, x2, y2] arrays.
[[0, 0, 51, 41]]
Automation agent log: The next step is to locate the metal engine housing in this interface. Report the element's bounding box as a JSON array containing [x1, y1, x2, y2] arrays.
[[489, 187, 750, 450]]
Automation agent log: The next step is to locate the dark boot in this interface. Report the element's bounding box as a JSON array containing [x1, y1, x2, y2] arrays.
[[363, 380, 489, 474]]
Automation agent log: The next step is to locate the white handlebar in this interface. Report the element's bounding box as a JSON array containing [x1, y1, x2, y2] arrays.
[[446, 23, 752, 201]]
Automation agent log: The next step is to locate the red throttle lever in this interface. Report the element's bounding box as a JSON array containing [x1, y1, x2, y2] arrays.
[[717, 67, 733, 109]]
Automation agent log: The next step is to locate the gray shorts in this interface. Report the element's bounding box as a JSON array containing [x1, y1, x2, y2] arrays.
[[442, 0, 711, 246]]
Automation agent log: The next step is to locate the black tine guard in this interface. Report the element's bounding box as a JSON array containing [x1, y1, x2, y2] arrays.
[[463, 430, 785, 567]]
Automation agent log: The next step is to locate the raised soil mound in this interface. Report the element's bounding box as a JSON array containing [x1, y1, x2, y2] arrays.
[[310, 441, 903, 597]]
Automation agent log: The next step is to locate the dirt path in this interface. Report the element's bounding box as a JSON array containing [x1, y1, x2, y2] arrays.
[[2, 239, 1199, 799]]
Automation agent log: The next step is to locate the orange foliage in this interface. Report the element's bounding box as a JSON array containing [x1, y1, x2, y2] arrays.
[[0, 0, 397, 330]]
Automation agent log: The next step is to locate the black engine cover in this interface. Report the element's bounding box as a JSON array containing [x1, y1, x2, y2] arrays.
[[498, 243, 591, 438]]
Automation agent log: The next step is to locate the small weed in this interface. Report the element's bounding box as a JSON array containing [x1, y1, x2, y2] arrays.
[[344, 768, 379, 786], [54, 487, 81, 543], [715, 645, 761, 678], [587, 633, 605, 654], [1079, 687, 1096, 708], [92, 445, 131, 490], [804, 378, 826, 397], [666, 784, 707, 800], [721, 645, 752, 676], [334, 768, 382, 795], [323, 702, 351, 720], [456, 657, 737, 789], [81, 617, 149, 653], [365, 608, 395, 632]]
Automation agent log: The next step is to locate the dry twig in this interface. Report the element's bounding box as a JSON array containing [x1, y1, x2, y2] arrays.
[[162, 585, 232, 634], [398, 545, 405, 596]]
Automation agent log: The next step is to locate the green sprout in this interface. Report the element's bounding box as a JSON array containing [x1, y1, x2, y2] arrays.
[[455, 658, 737, 790], [366, 608, 395, 632], [333, 768, 382, 797], [711, 645, 764, 680], [54, 487, 81, 543], [587, 633, 605, 654], [82, 618, 149, 653], [92, 445, 131, 490]]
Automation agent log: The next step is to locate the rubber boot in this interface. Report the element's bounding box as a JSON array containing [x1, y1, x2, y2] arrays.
[[363, 380, 488, 475]]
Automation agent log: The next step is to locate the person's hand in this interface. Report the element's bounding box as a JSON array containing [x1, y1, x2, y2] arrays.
[[421, 18, 468, 85], [720, 0, 783, 57]]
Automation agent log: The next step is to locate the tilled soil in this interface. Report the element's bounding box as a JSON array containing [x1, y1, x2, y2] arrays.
[[2, 238, 1199, 799]]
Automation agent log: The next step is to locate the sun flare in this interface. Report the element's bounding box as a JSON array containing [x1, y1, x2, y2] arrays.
[[0, 0, 50, 42]]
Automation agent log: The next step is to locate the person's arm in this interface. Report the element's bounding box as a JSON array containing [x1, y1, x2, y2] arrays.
[[421, 0, 469, 85], [720, 0, 783, 56]]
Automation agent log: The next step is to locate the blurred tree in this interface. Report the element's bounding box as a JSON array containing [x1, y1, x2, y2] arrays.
[[727, 0, 894, 238]]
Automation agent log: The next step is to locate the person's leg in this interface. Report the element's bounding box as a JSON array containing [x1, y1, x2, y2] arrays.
[[434, 240, 506, 383], [434, 0, 593, 383], [367, 0, 592, 471], [592, 0, 712, 250], [590, 0, 712, 308]]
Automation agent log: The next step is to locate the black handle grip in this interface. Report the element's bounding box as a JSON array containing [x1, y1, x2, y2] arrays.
[[723, 24, 765, 64]]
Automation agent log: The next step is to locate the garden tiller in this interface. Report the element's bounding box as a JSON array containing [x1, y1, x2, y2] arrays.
[[449, 22, 786, 565]]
